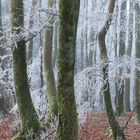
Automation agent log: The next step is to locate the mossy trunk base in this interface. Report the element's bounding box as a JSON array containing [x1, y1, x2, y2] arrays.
[[103, 65, 125, 140], [12, 41, 40, 139]]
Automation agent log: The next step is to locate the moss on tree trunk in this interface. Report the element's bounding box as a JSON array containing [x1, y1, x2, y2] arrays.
[[44, 69, 58, 125], [54, 0, 80, 140], [134, 3, 140, 123], [102, 64, 125, 140], [43, 0, 58, 126], [11, 0, 40, 139], [134, 70, 140, 123], [99, 0, 125, 139], [12, 41, 40, 139]]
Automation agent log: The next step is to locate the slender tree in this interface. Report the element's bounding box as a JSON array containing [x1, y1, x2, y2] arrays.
[[134, 2, 140, 123], [124, 0, 133, 112], [43, 0, 58, 126], [99, 0, 125, 139], [0, 0, 6, 114], [85, 0, 88, 67], [27, 0, 38, 64], [115, 1, 127, 116], [52, 21, 58, 68], [0, 0, 2, 32], [54, 0, 80, 139], [11, 0, 40, 139], [80, 31, 84, 70]]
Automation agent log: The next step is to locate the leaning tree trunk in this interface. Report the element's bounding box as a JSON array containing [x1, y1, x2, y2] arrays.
[[11, 0, 40, 139], [115, 1, 127, 116], [134, 2, 140, 123], [99, 0, 125, 139], [54, 0, 80, 140], [43, 0, 58, 126]]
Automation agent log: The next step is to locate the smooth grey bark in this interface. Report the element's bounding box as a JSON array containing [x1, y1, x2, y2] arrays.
[[52, 21, 58, 68], [80, 31, 84, 70], [38, 0, 44, 89], [27, 0, 38, 64], [115, 1, 127, 116], [124, 0, 133, 112], [134, 2, 140, 123]]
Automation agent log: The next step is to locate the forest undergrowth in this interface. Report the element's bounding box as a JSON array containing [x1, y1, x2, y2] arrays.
[[0, 112, 140, 140]]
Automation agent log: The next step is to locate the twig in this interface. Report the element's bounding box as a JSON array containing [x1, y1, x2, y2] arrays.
[[25, 25, 46, 43], [123, 105, 137, 129], [44, 130, 56, 139]]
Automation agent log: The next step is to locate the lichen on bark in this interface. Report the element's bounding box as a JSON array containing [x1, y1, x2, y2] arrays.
[[99, 0, 125, 139], [54, 0, 80, 139], [11, 0, 41, 139], [43, 0, 58, 126], [134, 2, 140, 123]]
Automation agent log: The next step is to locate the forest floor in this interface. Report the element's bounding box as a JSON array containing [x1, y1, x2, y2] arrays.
[[79, 112, 140, 140], [0, 112, 140, 140]]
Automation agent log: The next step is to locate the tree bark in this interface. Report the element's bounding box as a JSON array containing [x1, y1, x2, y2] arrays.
[[0, 0, 6, 114], [11, 0, 40, 139], [99, 0, 125, 139], [52, 21, 58, 68], [27, 0, 38, 64], [124, 0, 133, 112], [134, 2, 140, 123], [115, 1, 127, 116], [43, 0, 58, 126], [54, 0, 80, 139]]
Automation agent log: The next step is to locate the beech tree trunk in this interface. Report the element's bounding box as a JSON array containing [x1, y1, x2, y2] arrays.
[[0, 0, 6, 114], [99, 0, 125, 139], [11, 0, 40, 139], [52, 21, 58, 68], [43, 0, 58, 126], [54, 0, 80, 139], [27, 0, 38, 64], [124, 0, 133, 112], [115, 1, 127, 116], [134, 2, 140, 123]]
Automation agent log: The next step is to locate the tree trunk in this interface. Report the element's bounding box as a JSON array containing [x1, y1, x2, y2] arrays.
[[80, 32, 84, 70], [54, 0, 80, 139], [85, 0, 88, 67], [27, 0, 38, 64], [11, 0, 40, 139], [87, 30, 95, 66], [99, 0, 125, 139], [0, 0, 2, 32], [134, 2, 140, 123], [52, 21, 58, 68], [37, 0, 44, 90], [0, 0, 6, 114], [124, 0, 133, 112], [115, 1, 127, 116], [43, 0, 58, 126]]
